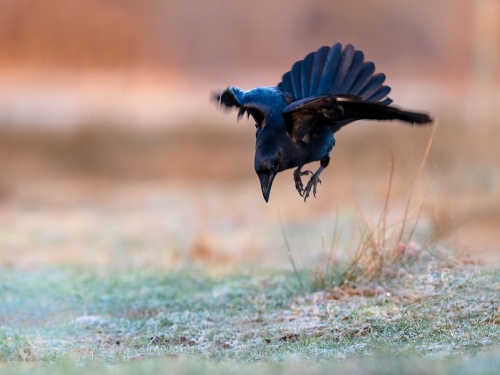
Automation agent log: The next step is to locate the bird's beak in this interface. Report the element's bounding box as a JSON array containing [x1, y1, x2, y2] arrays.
[[258, 169, 277, 203]]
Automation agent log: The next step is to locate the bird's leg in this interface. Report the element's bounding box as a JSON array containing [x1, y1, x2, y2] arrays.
[[293, 166, 313, 196], [303, 156, 330, 202]]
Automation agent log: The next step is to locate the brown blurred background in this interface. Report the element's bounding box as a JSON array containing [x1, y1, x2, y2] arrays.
[[0, 0, 499, 268]]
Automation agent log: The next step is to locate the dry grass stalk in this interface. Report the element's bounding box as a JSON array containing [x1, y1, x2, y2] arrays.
[[305, 123, 438, 290], [278, 208, 306, 295]]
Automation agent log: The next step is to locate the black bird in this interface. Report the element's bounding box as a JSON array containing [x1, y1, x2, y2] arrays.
[[214, 43, 433, 202]]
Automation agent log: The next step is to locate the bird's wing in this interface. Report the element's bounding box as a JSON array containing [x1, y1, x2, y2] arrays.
[[282, 95, 433, 142], [213, 86, 267, 126], [277, 43, 393, 107]]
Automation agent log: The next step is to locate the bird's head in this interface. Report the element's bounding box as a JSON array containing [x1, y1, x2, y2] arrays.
[[214, 86, 294, 202], [251, 92, 295, 203], [255, 150, 282, 203], [254, 126, 293, 202]]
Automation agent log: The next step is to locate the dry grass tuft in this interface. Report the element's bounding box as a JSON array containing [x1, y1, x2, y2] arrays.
[[306, 124, 439, 291]]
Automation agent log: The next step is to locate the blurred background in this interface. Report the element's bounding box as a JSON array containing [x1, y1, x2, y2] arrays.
[[0, 0, 499, 268]]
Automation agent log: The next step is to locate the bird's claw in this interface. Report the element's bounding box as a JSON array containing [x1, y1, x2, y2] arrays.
[[294, 177, 304, 197], [293, 169, 313, 197], [303, 174, 322, 202]]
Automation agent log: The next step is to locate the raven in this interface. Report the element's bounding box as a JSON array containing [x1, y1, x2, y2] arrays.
[[214, 43, 433, 202]]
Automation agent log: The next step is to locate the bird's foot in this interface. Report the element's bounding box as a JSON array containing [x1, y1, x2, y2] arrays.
[[293, 168, 313, 196], [303, 173, 322, 202]]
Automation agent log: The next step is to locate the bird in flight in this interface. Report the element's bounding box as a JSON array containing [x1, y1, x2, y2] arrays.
[[214, 43, 433, 202]]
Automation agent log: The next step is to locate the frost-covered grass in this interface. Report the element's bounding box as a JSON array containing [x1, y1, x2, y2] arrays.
[[1, 246, 500, 374]]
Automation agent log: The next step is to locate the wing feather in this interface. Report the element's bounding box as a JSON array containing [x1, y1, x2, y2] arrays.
[[337, 50, 364, 94], [359, 73, 386, 101], [277, 43, 392, 106], [349, 62, 376, 95], [368, 85, 391, 102], [316, 43, 342, 95], [330, 44, 355, 94], [309, 46, 330, 96], [279, 72, 294, 97], [283, 94, 433, 141], [301, 52, 314, 98], [290, 60, 303, 101]]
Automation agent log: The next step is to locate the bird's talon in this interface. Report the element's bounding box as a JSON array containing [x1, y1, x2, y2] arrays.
[[294, 168, 312, 197], [303, 173, 322, 202]]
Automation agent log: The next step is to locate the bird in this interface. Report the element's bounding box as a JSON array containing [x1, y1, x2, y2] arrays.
[[213, 43, 433, 203]]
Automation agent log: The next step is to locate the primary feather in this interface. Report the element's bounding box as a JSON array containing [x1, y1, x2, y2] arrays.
[[278, 43, 391, 105]]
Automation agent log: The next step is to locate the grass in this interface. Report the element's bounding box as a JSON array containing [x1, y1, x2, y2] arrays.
[[1, 249, 500, 371]]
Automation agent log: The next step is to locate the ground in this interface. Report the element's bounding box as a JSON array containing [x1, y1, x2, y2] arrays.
[[1, 236, 500, 374]]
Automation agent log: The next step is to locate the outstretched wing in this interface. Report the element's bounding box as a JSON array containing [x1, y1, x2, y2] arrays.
[[278, 43, 392, 106], [282, 95, 433, 142], [214, 87, 266, 126]]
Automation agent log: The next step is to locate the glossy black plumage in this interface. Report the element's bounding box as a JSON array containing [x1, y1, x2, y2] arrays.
[[214, 43, 433, 202]]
